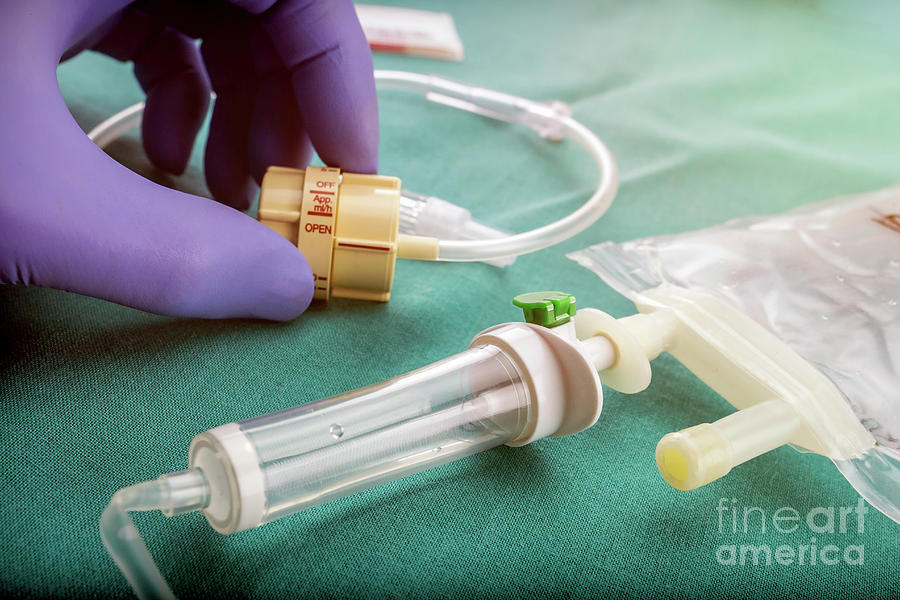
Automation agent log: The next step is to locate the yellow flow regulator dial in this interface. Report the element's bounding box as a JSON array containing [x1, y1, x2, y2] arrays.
[[257, 166, 439, 302]]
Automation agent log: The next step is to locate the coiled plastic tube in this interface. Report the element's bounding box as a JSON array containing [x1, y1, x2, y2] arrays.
[[88, 70, 618, 264]]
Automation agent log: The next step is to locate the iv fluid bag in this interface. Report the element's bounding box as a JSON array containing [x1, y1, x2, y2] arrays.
[[569, 186, 900, 523]]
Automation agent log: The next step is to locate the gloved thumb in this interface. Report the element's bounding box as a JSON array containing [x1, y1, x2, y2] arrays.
[[0, 63, 313, 321]]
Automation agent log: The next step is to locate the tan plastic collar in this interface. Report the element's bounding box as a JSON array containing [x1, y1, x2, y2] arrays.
[[258, 166, 439, 301]]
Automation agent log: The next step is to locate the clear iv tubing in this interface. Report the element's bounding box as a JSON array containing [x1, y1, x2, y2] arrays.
[[88, 70, 619, 263]]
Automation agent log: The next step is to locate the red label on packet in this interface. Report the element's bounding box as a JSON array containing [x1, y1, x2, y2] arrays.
[[355, 5, 465, 61]]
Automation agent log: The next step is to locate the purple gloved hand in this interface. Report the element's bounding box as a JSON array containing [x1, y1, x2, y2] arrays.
[[0, 0, 378, 320]]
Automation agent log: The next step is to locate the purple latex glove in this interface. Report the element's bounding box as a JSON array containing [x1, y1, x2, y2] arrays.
[[0, 0, 378, 320]]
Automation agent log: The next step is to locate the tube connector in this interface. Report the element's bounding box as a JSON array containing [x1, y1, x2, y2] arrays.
[[159, 470, 210, 517], [400, 191, 515, 267], [656, 399, 802, 490], [656, 424, 733, 491], [422, 76, 573, 141], [518, 100, 573, 142], [258, 166, 439, 302]]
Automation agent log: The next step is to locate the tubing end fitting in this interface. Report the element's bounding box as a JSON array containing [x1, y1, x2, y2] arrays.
[[524, 100, 572, 141], [656, 424, 732, 491]]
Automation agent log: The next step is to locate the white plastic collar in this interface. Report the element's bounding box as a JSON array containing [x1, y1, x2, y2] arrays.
[[471, 321, 603, 446], [188, 423, 266, 534]]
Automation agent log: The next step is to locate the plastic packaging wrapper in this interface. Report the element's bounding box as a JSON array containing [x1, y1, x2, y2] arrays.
[[569, 186, 900, 523]]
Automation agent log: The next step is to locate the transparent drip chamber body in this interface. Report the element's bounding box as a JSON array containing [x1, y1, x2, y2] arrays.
[[231, 345, 530, 525], [102, 343, 536, 599]]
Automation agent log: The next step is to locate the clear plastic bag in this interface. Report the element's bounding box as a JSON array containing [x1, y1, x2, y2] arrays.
[[569, 186, 900, 523]]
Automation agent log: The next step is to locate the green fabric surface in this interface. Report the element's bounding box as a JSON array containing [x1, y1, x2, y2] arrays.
[[3, 0, 899, 597]]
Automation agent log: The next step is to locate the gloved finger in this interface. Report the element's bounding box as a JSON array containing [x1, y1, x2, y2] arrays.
[[205, 90, 258, 209], [135, 29, 210, 174], [201, 23, 258, 210], [92, 7, 211, 175], [248, 73, 313, 184], [2, 3, 313, 321], [260, 0, 378, 174], [1, 84, 313, 320]]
